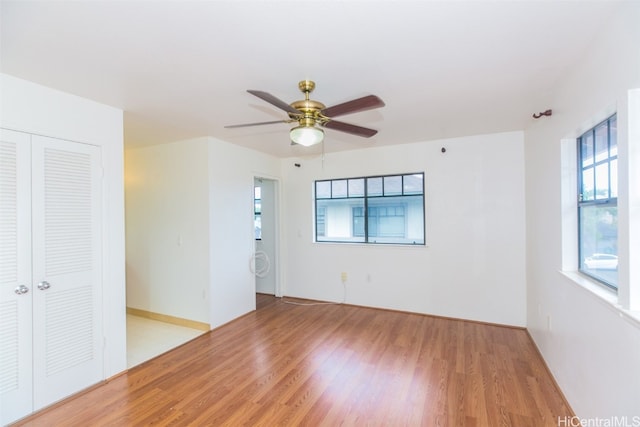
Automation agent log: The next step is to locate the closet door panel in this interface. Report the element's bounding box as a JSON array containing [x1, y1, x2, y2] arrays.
[[0, 129, 33, 425], [31, 135, 103, 410]]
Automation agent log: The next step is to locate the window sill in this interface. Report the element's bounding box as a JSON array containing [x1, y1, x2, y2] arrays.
[[314, 241, 429, 249], [559, 270, 640, 329]]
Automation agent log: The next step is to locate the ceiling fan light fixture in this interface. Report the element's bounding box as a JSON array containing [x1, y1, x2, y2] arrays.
[[226, 80, 385, 145], [290, 124, 324, 146]]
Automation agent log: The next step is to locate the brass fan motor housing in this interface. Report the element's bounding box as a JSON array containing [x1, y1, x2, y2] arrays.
[[288, 80, 327, 124], [296, 117, 318, 128], [288, 99, 326, 119]]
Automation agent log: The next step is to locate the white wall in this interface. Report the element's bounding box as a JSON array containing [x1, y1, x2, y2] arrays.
[[125, 139, 210, 323], [125, 137, 281, 329], [525, 2, 640, 419], [282, 131, 526, 326], [0, 74, 126, 378], [208, 137, 281, 328]]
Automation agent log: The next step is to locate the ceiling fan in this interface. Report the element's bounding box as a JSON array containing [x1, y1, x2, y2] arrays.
[[225, 80, 385, 146]]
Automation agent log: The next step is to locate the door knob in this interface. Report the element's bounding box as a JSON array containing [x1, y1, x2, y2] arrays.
[[37, 281, 51, 290], [14, 285, 29, 295]]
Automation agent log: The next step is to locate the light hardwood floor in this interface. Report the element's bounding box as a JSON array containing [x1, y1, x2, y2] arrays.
[[14, 294, 573, 426]]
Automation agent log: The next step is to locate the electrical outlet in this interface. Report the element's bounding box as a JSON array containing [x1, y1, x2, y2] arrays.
[[341, 272, 347, 282]]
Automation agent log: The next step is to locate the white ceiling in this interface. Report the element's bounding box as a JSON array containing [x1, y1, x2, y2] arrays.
[[0, 0, 624, 158]]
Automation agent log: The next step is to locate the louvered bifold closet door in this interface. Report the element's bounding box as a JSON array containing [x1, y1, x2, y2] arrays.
[[31, 135, 103, 410], [0, 129, 33, 425]]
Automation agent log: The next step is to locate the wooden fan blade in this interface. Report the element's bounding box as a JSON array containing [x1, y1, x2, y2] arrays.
[[323, 120, 378, 138], [224, 119, 291, 129], [321, 95, 385, 118], [247, 90, 301, 115]]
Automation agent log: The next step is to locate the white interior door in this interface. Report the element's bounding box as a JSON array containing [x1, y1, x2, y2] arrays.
[[0, 129, 33, 424], [31, 135, 103, 410]]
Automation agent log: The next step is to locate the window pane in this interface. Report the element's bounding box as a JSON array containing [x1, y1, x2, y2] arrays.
[[383, 175, 402, 195], [581, 133, 594, 167], [352, 206, 365, 236], [610, 115, 617, 157], [594, 122, 609, 163], [367, 204, 403, 238], [610, 159, 618, 198], [581, 167, 594, 201], [403, 174, 423, 194], [332, 180, 348, 198], [316, 181, 331, 199], [367, 177, 383, 196], [594, 163, 609, 200], [254, 186, 261, 199], [254, 215, 261, 239], [579, 204, 618, 288], [366, 195, 424, 244], [348, 178, 365, 197], [315, 198, 365, 243]]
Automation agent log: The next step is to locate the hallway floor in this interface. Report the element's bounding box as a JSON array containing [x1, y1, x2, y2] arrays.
[[126, 314, 204, 368]]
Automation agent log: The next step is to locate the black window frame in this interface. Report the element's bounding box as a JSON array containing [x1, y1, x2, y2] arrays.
[[316, 206, 326, 237], [314, 172, 425, 245], [577, 114, 618, 290]]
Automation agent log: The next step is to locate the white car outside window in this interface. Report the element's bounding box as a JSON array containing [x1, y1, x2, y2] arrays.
[[584, 253, 618, 270]]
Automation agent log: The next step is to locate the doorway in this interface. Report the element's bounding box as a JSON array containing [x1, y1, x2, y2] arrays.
[[254, 177, 279, 296], [123, 144, 209, 368]]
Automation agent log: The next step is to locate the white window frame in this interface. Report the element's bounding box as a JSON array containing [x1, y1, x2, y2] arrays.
[[561, 88, 640, 319]]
